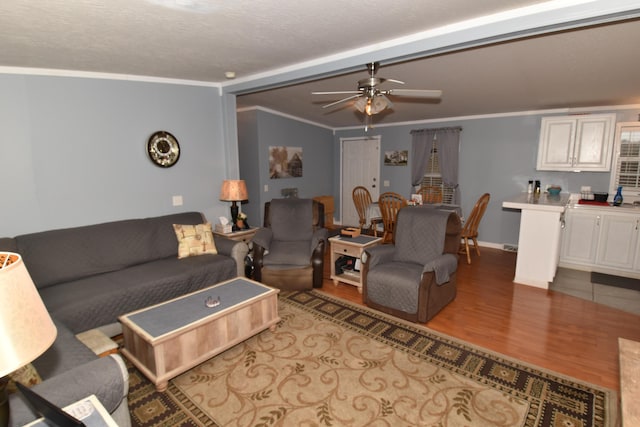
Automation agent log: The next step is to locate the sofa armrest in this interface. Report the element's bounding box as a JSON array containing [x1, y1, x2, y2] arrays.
[[214, 235, 249, 277], [421, 253, 458, 285], [8, 354, 129, 427]]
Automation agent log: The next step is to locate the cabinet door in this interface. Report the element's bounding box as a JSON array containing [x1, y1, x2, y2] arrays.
[[560, 210, 600, 265], [596, 213, 638, 269], [574, 115, 615, 170], [537, 117, 576, 170]]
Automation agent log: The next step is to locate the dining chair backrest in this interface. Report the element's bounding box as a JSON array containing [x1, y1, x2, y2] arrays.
[[460, 192, 490, 264], [418, 185, 443, 204], [378, 192, 408, 243], [352, 186, 373, 228]]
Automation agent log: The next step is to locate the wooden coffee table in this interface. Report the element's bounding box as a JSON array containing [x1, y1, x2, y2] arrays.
[[119, 277, 279, 391]]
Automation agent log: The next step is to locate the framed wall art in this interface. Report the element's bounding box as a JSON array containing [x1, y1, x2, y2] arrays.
[[269, 146, 303, 179]]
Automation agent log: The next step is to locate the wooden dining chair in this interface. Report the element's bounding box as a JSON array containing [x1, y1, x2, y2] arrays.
[[378, 192, 408, 243], [352, 186, 381, 235], [418, 185, 443, 204], [459, 193, 490, 264]]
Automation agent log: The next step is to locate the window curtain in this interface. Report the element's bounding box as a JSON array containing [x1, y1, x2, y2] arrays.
[[410, 127, 462, 203]]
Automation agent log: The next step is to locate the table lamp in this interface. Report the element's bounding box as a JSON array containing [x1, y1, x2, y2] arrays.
[[219, 179, 249, 231], [0, 252, 57, 427]]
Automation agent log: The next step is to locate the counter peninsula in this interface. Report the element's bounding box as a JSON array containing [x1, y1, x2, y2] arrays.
[[503, 193, 570, 288]]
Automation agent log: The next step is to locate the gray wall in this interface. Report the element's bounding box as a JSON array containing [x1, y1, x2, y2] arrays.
[[237, 109, 334, 226], [1, 74, 232, 236]]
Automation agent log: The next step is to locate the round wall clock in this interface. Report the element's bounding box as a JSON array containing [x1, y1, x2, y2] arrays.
[[147, 131, 180, 168]]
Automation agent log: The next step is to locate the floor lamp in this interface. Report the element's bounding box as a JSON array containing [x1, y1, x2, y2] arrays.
[[219, 179, 249, 231], [0, 252, 57, 427]]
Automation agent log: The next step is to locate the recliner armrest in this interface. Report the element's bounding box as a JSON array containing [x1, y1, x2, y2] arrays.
[[310, 228, 328, 253], [421, 253, 458, 285], [362, 244, 395, 269], [252, 228, 273, 252], [8, 354, 129, 427]]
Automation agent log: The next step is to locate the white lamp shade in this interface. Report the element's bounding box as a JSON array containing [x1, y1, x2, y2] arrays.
[[0, 252, 57, 377]]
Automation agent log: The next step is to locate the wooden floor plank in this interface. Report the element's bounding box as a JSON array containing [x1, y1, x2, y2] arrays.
[[321, 246, 640, 391]]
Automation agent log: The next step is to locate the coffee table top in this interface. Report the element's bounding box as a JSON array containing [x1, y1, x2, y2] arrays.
[[120, 278, 276, 339]]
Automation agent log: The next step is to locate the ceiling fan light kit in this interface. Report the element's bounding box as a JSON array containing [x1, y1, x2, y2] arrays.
[[312, 62, 442, 123]]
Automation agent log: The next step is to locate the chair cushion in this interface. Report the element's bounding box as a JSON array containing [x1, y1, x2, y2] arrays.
[[269, 199, 313, 241], [173, 223, 217, 258], [366, 262, 423, 314], [393, 208, 450, 265], [263, 240, 311, 267]]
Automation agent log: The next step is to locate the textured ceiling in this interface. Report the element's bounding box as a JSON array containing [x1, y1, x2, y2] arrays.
[[1, 0, 640, 128]]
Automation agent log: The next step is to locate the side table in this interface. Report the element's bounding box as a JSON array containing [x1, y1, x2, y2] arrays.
[[213, 227, 258, 245], [329, 235, 382, 293]]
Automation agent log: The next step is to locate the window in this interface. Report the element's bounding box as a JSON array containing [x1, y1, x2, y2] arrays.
[[610, 122, 640, 203], [418, 140, 455, 204]]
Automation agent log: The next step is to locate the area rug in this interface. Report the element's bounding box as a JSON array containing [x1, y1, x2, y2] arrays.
[[127, 290, 617, 427]]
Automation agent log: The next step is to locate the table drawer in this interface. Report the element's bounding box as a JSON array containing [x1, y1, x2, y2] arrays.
[[333, 243, 360, 258]]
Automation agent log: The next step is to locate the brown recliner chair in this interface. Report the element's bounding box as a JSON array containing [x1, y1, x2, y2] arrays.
[[362, 207, 461, 323], [252, 198, 328, 290]]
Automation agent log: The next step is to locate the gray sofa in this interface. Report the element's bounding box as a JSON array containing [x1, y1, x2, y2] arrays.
[[1, 211, 249, 426]]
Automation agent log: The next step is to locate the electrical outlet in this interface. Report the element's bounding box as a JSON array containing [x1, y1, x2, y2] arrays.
[[383, 180, 390, 187], [172, 195, 183, 206], [264, 184, 269, 192]]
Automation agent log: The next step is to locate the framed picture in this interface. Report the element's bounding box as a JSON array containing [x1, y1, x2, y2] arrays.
[[269, 146, 303, 179], [384, 150, 408, 166]]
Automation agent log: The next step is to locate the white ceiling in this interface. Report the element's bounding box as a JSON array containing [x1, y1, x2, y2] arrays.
[[2, 0, 640, 128]]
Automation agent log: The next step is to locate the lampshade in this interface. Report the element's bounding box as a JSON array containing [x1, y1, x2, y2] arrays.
[[219, 179, 248, 202], [354, 95, 388, 116], [0, 252, 57, 378]]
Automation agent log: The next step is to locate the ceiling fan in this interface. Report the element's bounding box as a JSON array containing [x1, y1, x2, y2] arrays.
[[312, 62, 442, 117]]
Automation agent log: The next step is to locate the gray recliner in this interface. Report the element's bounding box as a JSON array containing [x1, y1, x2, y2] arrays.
[[252, 198, 328, 290], [362, 207, 461, 323]]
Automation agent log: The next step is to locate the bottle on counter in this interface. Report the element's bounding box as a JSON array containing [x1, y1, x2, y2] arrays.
[[534, 180, 541, 195], [613, 186, 624, 206], [527, 180, 533, 194]]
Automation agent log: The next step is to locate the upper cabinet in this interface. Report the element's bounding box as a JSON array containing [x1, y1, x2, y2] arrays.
[[536, 113, 616, 171]]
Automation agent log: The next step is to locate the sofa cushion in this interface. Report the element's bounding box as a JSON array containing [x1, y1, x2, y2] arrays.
[[173, 223, 217, 258], [38, 254, 237, 333], [13, 212, 205, 289]]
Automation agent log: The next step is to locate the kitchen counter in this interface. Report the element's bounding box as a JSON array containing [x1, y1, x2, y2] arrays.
[[502, 192, 570, 212], [502, 193, 569, 289]]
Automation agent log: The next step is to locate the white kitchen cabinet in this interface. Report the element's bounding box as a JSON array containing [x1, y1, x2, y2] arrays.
[[596, 213, 639, 269], [560, 206, 640, 278], [560, 209, 600, 265], [537, 114, 616, 171]]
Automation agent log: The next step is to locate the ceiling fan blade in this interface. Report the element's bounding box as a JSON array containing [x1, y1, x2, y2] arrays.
[[321, 94, 363, 109], [384, 78, 405, 85], [386, 89, 442, 98], [312, 91, 361, 95]]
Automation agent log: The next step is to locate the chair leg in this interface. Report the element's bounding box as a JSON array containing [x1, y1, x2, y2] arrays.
[[464, 238, 471, 264], [472, 237, 481, 256]]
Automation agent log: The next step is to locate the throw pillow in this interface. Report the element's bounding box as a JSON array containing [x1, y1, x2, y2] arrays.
[[173, 223, 218, 259], [7, 363, 42, 394]]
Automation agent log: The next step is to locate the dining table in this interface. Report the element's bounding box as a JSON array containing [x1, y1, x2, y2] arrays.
[[366, 202, 462, 230]]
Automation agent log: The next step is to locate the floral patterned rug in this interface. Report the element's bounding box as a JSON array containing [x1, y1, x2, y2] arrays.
[[127, 290, 617, 427]]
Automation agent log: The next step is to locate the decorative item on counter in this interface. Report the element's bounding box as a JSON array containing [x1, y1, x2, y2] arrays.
[[205, 295, 221, 308], [527, 180, 533, 194], [547, 186, 561, 196], [613, 186, 624, 206], [534, 180, 541, 195], [593, 192, 608, 203]]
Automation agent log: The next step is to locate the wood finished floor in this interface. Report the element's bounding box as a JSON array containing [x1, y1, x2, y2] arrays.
[[320, 246, 640, 392]]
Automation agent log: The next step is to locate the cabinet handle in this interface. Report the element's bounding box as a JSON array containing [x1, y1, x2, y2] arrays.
[[596, 215, 600, 226]]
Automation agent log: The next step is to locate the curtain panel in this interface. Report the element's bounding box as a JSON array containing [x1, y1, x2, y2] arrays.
[[410, 127, 461, 202]]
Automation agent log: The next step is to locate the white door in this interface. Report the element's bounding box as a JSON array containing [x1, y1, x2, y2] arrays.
[[341, 136, 380, 227]]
